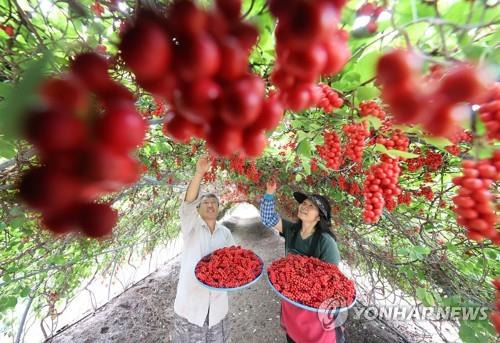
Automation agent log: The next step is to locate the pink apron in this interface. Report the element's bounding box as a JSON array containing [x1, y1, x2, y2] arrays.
[[280, 300, 337, 343]]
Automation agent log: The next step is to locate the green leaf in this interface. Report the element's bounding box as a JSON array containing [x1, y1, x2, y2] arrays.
[[296, 140, 312, 158], [0, 82, 12, 98], [301, 158, 311, 175], [19, 287, 30, 298], [0, 138, 16, 159], [416, 287, 435, 306], [422, 136, 453, 149], [462, 44, 487, 62], [341, 72, 361, 85], [359, 116, 381, 130], [476, 144, 497, 159], [354, 51, 380, 81], [0, 296, 17, 310], [374, 143, 389, 154], [386, 149, 420, 159], [459, 321, 481, 343], [356, 86, 380, 102], [0, 51, 52, 138]]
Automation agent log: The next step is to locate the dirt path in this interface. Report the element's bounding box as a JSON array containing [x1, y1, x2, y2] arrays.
[[47, 218, 410, 343]]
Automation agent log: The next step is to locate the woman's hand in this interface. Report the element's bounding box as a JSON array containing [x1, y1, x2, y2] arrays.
[[266, 180, 277, 195], [195, 155, 211, 176]]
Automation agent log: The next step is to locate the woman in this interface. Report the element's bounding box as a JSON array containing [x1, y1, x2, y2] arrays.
[[260, 181, 344, 343]]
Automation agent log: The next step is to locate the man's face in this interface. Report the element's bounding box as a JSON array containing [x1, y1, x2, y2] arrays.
[[198, 197, 219, 221]]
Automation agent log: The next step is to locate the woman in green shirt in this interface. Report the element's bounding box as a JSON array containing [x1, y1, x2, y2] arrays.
[[259, 181, 344, 343]]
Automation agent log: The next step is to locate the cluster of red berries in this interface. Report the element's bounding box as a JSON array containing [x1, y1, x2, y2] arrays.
[[417, 186, 434, 202], [203, 156, 218, 183], [452, 154, 499, 244], [119, 2, 283, 157], [377, 50, 487, 136], [317, 83, 344, 113], [478, 82, 500, 141], [19, 52, 146, 237], [444, 129, 473, 156], [376, 129, 409, 153], [448, 129, 473, 145], [346, 182, 362, 196], [423, 151, 443, 171], [269, 0, 350, 112], [397, 191, 412, 206], [245, 161, 262, 183], [195, 246, 263, 288], [316, 131, 342, 170], [268, 254, 355, 308], [355, 2, 385, 34], [362, 158, 401, 223], [91, 1, 105, 16], [406, 148, 443, 173], [310, 158, 319, 172], [228, 154, 246, 175], [359, 100, 385, 120], [343, 122, 370, 163]]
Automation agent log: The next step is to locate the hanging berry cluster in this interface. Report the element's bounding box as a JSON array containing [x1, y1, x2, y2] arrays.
[[376, 129, 409, 152], [195, 246, 263, 288], [452, 153, 499, 245], [478, 82, 499, 141], [19, 52, 146, 237], [269, 0, 350, 112], [316, 131, 342, 170], [268, 254, 355, 309], [417, 186, 434, 202], [119, 2, 283, 157], [317, 83, 344, 113], [376, 49, 488, 136], [362, 157, 402, 223], [355, 2, 385, 34], [343, 122, 370, 163], [397, 191, 412, 206], [359, 100, 385, 120], [445, 128, 473, 156]]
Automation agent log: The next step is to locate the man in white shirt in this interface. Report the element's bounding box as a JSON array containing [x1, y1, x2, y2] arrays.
[[173, 155, 235, 343]]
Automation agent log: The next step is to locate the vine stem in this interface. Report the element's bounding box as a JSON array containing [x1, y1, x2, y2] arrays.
[[15, 279, 43, 343]]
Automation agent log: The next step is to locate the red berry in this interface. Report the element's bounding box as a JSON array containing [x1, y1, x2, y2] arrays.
[[206, 120, 243, 156], [220, 75, 264, 127], [70, 52, 112, 92], [19, 166, 77, 213], [163, 113, 199, 143], [175, 78, 221, 124], [96, 102, 146, 152], [39, 76, 88, 112], [24, 108, 87, 154], [120, 17, 171, 82], [438, 66, 486, 103], [243, 128, 266, 157], [175, 32, 221, 81], [78, 203, 118, 238]]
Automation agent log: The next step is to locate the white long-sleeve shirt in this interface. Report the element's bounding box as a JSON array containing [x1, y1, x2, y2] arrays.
[[173, 191, 235, 327]]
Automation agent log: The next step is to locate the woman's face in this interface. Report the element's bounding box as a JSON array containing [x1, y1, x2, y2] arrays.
[[297, 198, 320, 223]]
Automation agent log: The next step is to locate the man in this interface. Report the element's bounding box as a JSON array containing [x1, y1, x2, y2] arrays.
[[173, 155, 235, 343]]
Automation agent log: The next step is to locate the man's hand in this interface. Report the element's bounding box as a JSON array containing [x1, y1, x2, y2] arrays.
[[195, 155, 211, 176], [266, 180, 277, 195], [185, 155, 210, 203]]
